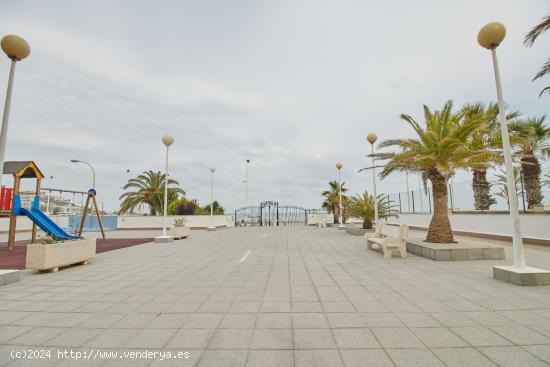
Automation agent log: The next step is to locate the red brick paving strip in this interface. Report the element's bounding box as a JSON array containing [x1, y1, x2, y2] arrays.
[[0, 238, 154, 270]]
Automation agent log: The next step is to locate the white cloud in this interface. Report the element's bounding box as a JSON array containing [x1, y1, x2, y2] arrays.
[[0, 0, 548, 211]]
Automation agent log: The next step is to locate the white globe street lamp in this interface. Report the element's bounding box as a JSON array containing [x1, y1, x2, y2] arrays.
[[155, 134, 174, 243], [367, 133, 379, 224], [0, 35, 30, 190], [207, 168, 216, 231], [70, 159, 96, 190], [477, 21, 549, 284], [336, 163, 345, 229]]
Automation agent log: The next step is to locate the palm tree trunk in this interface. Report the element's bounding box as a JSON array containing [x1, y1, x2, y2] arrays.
[[333, 204, 339, 224], [426, 174, 455, 243], [521, 155, 543, 209], [472, 168, 494, 210]]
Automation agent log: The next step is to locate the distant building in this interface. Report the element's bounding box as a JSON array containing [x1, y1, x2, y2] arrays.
[[20, 192, 83, 215]]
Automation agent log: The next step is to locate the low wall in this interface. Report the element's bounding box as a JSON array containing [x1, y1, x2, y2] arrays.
[[0, 214, 235, 234], [117, 215, 234, 230], [0, 216, 68, 233], [386, 212, 550, 244], [307, 213, 334, 226]]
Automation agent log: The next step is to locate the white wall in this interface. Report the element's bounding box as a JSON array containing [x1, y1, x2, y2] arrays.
[[307, 213, 334, 225], [0, 216, 68, 233], [387, 213, 550, 241], [0, 215, 234, 233], [117, 215, 234, 229]]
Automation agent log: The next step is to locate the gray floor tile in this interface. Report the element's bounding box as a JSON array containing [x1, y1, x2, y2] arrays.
[[0, 325, 32, 343], [146, 313, 190, 328], [362, 313, 404, 328], [479, 346, 549, 367], [340, 349, 394, 367], [371, 327, 424, 349], [250, 328, 293, 349], [256, 313, 292, 328], [450, 326, 513, 346], [197, 350, 248, 367], [431, 347, 498, 367], [386, 348, 444, 367], [166, 329, 215, 349], [294, 350, 344, 367], [220, 314, 257, 329], [246, 350, 293, 367], [43, 328, 102, 347], [292, 302, 324, 312], [84, 328, 139, 348], [123, 328, 176, 348], [294, 328, 336, 349], [327, 313, 365, 328], [522, 345, 550, 364], [208, 328, 254, 349], [396, 312, 442, 327], [8, 327, 66, 345], [430, 312, 479, 327], [292, 313, 329, 328], [332, 328, 380, 349], [411, 327, 468, 347], [184, 314, 223, 329], [488, 324, 550, 345]]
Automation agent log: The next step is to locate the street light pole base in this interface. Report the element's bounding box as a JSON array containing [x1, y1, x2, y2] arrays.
[[493, 265, 550, 286], [207, 226, 217, 231], [337, 225, 346, 230], [154, 235, 174, 243]]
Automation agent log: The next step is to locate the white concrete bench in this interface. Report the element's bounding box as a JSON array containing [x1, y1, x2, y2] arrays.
[[367, 224, 409, 258], [363, 221, 385, 248]]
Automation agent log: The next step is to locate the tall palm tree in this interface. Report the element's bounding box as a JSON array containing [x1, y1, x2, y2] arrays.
[[321, 180, 348, 224], [524, 13, 550, 96], [372, 101, 492, 243], [348, 192, 398, 229], [119, 170, 185, 215], [494, 167, 522, 210], [461, 102, 520, 211], [509, 116, 550, 208]]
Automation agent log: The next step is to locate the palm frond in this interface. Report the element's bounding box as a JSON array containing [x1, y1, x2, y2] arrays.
[[524, 14, 550, 47]]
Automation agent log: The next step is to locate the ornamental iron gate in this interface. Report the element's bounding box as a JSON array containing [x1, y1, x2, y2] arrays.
[[235, 201, 308, 226]]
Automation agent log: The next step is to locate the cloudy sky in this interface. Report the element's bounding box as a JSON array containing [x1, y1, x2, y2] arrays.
[[0, 0, 548, 212]]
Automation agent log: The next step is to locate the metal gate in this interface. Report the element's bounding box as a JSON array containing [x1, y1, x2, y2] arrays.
[[235, 201, 308, 226]]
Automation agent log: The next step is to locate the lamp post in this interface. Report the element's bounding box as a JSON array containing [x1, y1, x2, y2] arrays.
[[245, 159, 250, 208], [405, 173, 410, 212], [70, 160, 95, 190], [46, 176, 53, 214], [477, 22, 524, 268], [478, 22, 549, 284], [336, 162, 345, 229], [0, 35, 30, 190], [207, 168, 216, 231], [155, 134, 174, 243], [244, 159, 250, 225], [367, 133, 378, 224]]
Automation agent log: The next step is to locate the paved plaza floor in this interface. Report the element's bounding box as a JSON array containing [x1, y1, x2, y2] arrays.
[[0, 226, 550, 366]]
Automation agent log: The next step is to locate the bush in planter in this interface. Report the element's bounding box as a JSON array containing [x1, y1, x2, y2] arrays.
[[173, 218, 188, 227], [170, 218, 190, 239], [348, 191, 399, 229], [40, 235, 63, 245]]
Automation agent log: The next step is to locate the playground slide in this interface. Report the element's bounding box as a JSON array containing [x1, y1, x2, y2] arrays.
[[12, 195, 80, 241]]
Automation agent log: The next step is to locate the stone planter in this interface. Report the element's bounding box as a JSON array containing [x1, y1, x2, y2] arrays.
[[345, 227, 374, 236], [26, 239, 96, 272], [169, 226, 190, 239]]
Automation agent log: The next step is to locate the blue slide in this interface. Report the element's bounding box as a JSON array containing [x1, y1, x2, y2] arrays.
[[12, 194, 80, 241]]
